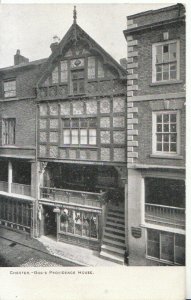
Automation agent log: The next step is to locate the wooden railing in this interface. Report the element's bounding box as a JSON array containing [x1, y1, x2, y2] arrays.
[[40, 186, 106, 208], [0, 181, 8, 192], [145, 203, 185, 229], [11, 183, 31, 197]]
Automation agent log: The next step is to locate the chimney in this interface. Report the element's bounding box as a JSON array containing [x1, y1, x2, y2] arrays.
[[50, 35, 60, 52], [14, 49, 29, 66]]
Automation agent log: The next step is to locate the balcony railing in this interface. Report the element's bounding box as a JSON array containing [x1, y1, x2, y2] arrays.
[[145, 203, 185, 229], [40, 186, 106, 208], [11, 183, 31, 197], [0, 181, 8, 192]]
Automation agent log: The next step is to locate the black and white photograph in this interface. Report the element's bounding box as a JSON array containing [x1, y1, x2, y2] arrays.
[[0, 2, 188, 299]]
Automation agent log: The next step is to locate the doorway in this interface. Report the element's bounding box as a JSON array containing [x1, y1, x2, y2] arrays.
[[43, 206, 57, 237]]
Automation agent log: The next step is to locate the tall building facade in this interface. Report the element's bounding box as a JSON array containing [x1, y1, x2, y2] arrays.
[[0, 10, 128, 264], [124, 4, 186, 266]]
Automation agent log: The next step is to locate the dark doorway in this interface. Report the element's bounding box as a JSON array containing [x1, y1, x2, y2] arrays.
[[43, 206, 57, 236]]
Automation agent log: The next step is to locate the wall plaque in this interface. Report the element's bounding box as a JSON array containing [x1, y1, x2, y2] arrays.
[[131, 226, 142, 239]]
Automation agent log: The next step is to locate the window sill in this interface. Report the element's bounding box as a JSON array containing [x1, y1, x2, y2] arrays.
[[150, 154, 183, 160], [150, 80, 183, 86]]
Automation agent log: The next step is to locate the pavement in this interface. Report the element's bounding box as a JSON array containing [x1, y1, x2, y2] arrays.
[[0, 227, 118, 267]]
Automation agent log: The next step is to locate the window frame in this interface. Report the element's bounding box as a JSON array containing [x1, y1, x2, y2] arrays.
[[152, 40, 180, 83], [152, 110, 180, 157], [62, 117, 97, 146], [146, 229, 185, 265], [2, 118, 16, 146], [3, 80, 16, 98]]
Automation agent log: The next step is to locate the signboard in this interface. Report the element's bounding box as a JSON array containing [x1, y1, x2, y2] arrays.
[[131, 226, 142, 239]]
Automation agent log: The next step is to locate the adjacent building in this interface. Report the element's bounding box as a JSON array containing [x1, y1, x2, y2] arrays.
[[124, 3, 186, 265]]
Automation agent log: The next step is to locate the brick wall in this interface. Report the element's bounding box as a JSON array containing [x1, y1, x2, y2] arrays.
[[0, 99, 36, 147]]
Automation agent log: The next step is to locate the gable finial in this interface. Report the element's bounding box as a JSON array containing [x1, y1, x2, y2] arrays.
[[73, 6, 77, 24]]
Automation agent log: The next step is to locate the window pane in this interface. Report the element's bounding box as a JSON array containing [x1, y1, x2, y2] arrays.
[[169, 43, 177, 61], [147, 229, 160, 258], [170, 114, 177, 122], [73, 81, 78, 93], [80, 129, 88, 144], [170, 143, 176, 152], [82, 212, 90, 237], [157, 115, 162, 123], [90, 214, 98, 238], [79, 80, 85, 93], [156, 65, 162, 72], [163, 124, 169, 132], [170, 124, 176, 132], [75, 211, 82, 236], [60, 61, 68, 82], [89, 118, 97, 127], [170, 70, 177, 79], [163, 45, 169, 62], [80, 119, 88, 127], [88, 56, 96, 79], [161, 232, 174, 262], [163, 64, 169, 80], [163, 134, 169, 142], [156, 73, 162, 81], [52, 66, 59, 83], [71, 119, 79, 128], [63, 129, 70, 144], [68, 210, 75, 234], [63, 119, 70, 128], [171, 134, 177, 143], [156, 45, 162, 63], [157, 143, 162, 151], [89, 129, 96, 145], [98, 60, 104, 78], [157, 124, 162, 132], [163, 114, 169, 122], [157, 134, 162, 142], [163, 143, 169, 152], [71, 129, 78, 144]]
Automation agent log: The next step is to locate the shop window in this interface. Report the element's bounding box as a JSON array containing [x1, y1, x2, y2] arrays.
[[2, 118, 16, 145], [60, 208, 98, 239], [152, 111, 180, 155], [4, 80, 16, 98], [147, 229, 185, 265], [152, 40, 180, 82], [62, 118, 97, 146]]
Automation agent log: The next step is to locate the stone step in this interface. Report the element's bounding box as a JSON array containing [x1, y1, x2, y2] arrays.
[[104, 227, 125, 235], [100, 251, 124, 265], [107, 211, 124, 218], [102, 238, 126, 248], [106, 221, 125, 229], [106, 216, 125, 224], [101, 244, 125, 255], [103, 231, 125, 241]]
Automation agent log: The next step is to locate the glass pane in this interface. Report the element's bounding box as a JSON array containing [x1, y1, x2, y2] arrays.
[[89, 129, 96, 145], [156, 45, 162, 63], [163, 143, 169, 152], [71, 119, 79, 128], [170, 124, 176, 132], [175, 234, 185, 247], [80, 129, 88, 144], [90, 214, 98, 238], [163, 124, 169, 132], [157, 143, 162, 151], [157, 115, 162, 123], [171, 133, 177, 143], [156, 65, 162, 72], [170, 114, 177, 122], [60, 211, 69, 232], [147, 240, 160, 258], [161, 232, 174, 262], [157, 134, 162, 142], [157, 124, 162, 132], [73, 81, 78, 93], [170, 143, 176, 152], [163, 114, 169, 122], [163, 45, 169, 62], [156, 73, 162, 81], [63, 119, 70, 128], [80, 119, 88, 127], [71, 129, 78, 144], [163, 64, 169, 80], [89, 118, 97, 127], [78, 71, 84, 78], [52, 66, 59, 83], [72, 72, 78, 80], [60, 61, 68, 82], [63, 129, 70, 144], [79, 80, 85, 93], [163, 134, 169, 142], [75, 211, 82, 236], [169, 43, 177, 61], [88, 57, 96, 79], [82, 212, 91, 237], [68, 210, 74, 234], [98, 60, 104, 78]]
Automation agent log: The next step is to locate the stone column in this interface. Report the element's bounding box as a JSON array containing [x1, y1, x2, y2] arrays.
[[8, 161, 13, 193]]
